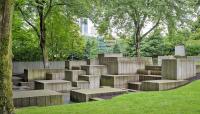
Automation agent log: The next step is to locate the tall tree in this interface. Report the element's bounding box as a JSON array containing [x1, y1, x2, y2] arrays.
[[95, 0, 197, 56], [0, 0, 14, 113], [16, 0, 92, 68]]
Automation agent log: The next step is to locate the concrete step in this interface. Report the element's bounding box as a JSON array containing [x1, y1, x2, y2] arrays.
[[78, 75, 101, 89], [141, 80, 189, 91], [13, 85, 31, 91], [137, 69, 161, 75], [65, 60, 87, 70], [65, 70, 86, 81], [90, 97, 105, 101], [128, 82, 142, 90], [101, 74, 139, 89], [35, 80, 72, 92], [70, 87, 127, 102], [81, 65, 107, 75], [19, 82, 35, 90], [72, 81, 90, 89], [87, 59, 99, 65], [145, 65, 161, 71], [139, 75, 162, 81], [46, 72, 65, 80], [12, 76, 23, 86]]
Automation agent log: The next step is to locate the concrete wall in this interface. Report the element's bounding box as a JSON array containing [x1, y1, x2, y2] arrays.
[[158, 56, 175, 66], [13, 61, 65, 74], [162, 59, 196, 80]]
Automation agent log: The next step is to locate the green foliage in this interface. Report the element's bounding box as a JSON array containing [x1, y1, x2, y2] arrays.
[[140, 29, 164, 57], [113, 44, 121, 53], [84, 38, 98, 59]]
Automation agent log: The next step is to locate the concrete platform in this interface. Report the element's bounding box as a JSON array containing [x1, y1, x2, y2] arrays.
[[13, 90, 63, 108], [87, 59, 99, 65], [139, 75, 162, 81], [35, 80, 71, 91], [65, 70, 86, 81], [128, 82, 142, 90], [79, 75, 101, 89], [141, 80, 188, 91], [13, 85, 31, 91], [81, 65, 107, 75], [72, 81, 90, 89], [101, 75, 139, 89], [70, 87, 127, 102]]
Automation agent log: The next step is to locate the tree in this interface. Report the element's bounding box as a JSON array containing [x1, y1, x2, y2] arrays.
[[0, 0, 14, 113], [113, 44, 121, 53], [16, 0, 92, 68], [95, 0, 197, 56]]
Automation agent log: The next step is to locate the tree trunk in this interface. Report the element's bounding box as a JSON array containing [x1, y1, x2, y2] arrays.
[[0, 0, 14, 113], [38, 4, 49, 68], [135, 30, 141, 57]]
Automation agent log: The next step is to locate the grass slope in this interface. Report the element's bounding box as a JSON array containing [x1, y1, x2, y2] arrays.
[[16, 81, 200, 114]]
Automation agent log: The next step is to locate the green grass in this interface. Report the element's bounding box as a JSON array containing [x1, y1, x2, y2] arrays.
[[16, 81, 200, 114]]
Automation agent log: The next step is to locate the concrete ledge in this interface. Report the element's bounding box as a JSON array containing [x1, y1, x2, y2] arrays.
[[65, 60, 87, 70], [46, 72, 65, 80], [141, 80, 188, 91], [137, 69, 161, 75], [139, 75, 162, 81], [35, 80, 71, 91], [72, 81, 90, 89], [70, 87, 127, 102], [13, 90, 63, 107], [101, 75, 139, 89]]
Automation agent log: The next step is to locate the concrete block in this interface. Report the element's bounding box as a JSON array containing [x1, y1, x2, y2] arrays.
[[81, 65, 107, 75], [65, 70, 86, 81], [65, 60, 87, 70], [128, 82, 142, 90], [72, 81, 90, 89], [139, 75, 162, 81], [35, 80, 71, 92], [87, 59, 99, 65], [79, 75, 101, 89], [101, 75, 139, 89], [162, 59, 196, 80], [46, 72, 65, 80]]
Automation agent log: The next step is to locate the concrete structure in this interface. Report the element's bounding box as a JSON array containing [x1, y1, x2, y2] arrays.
[[81, 65, 107, 75], [65, 60, 87, 70], [141, 80, 188, 91], [87, 59, 99, 65], [19, 82, 35, 90], [46, 72, 65, 80], [72, 81, 90, 89], [65, 70, 86, 82], [70, 87, 127, 102], [128, 82, 141, 90], [162, 59, 196, 80], [139, 75, 162, 81], [13, 61, 65, 74], [101, 75, 139, 89], [24, 69, 65, 81], [35, 80, 71, 92], [79, 75, 101, 89], [13, 90, 63, 107], [99, 57, 153, 75]]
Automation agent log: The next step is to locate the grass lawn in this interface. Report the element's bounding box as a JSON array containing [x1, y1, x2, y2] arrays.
[[16, 80, 200, 114]]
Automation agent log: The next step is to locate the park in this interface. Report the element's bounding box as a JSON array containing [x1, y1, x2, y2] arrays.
[[1, 0, 200, 114]]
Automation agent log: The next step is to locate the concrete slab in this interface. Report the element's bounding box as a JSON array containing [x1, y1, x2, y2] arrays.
[[141, 80, 188, 91], [13, 90, 63, 107], [139, 75, 162, 81], [46, 72, 65, 80], [72, 81, 90, 89], [128, 82, 142, 90], [101, 75, 139, 89], [65, 60, 87, 70], [137, 69, 161, 75], [70, 87, 127, 102], [35, 80, 71, 91]]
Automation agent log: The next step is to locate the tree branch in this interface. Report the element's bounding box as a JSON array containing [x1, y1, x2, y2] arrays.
[[141, 18, 160, 39], [44, 0, 53, 20], [18, 6, 40, 38]]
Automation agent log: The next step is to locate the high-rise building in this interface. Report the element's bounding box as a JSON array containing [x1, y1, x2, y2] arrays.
[[79, 18, 98, 37]]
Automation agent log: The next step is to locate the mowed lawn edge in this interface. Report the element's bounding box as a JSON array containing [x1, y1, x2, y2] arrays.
[[16, 80, 200, 114]]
